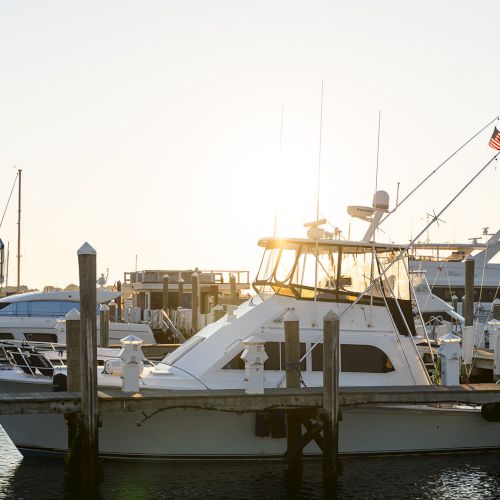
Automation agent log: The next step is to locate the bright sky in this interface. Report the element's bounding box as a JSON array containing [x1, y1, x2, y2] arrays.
[[0, 1, 499, 290]]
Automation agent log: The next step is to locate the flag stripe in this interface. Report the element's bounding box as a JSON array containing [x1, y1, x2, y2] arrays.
[[489, 127, 500, 150]]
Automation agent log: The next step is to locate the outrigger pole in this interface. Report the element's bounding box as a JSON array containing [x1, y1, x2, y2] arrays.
[[379, 114, 499, 228], [277, 150, 500, 387]]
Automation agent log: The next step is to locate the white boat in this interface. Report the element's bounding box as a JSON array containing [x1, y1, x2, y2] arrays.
[[409, 230, 500, 309], [0, 290, 155, 345], [0, 234, 499, 458]]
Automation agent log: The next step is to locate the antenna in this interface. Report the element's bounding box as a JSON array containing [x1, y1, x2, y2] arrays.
[[17, 168, 22, 293], [375, 110, 381, 195], [273, 102, 285, 236], [316, 80, 324, 223], [312, 80, 325, 326]]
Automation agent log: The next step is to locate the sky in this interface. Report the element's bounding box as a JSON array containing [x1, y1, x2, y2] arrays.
[[0, 0, 499, 290]]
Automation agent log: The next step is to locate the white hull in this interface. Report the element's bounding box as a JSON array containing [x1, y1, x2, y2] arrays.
[[0, 382, 499, 458]]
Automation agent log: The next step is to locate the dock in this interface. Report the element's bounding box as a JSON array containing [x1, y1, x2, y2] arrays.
[[1, 384, 500, 416]]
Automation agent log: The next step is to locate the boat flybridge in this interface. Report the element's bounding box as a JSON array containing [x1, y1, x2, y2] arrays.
[[0, 289, 155, 345], [409, 229, 500, 306], [1, 231, 498, 458]]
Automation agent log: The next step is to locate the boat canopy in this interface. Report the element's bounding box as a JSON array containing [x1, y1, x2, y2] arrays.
[[253, 237, 410, 304]]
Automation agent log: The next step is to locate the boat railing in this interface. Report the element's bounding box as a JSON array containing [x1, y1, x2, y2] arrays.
[[0, 340, 57, 378]]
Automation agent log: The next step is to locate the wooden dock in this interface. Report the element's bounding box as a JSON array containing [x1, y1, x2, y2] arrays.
[[1, 384, 500, 416]]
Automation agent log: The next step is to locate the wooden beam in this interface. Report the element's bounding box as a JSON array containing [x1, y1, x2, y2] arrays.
[[1, 385, 500, 416]]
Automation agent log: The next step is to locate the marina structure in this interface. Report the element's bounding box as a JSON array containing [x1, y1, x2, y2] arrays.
[[0, 235, 499, 463]]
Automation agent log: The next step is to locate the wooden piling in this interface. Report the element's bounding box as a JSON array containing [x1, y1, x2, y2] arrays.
[[99, 304, 110, 348], [322, 310, 340, 480], [493, 298, 500, 321], [65, 309, 81, 475], [116, 280, 122, 322], [178, 278, 184, 309], [284, 310, 302, 471], [464, 256, 475, 327], [191, 272, 199, 333], [66, 309, 81, 392], [77, 242, 99, 488], [162, 274, 169, 313], [230, 274, 238, 305]]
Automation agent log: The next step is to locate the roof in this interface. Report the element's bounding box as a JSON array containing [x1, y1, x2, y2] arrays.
[[257, 236, 408, 253], [0, 290, 120, 304]]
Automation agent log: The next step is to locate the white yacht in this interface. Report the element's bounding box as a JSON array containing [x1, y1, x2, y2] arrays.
[[0, 290, 155, 345], [0, 235, 498, 458], [409, 229, 500, 309]]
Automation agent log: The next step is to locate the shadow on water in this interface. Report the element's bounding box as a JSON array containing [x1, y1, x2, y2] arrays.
[[1, 428, 500, 500]]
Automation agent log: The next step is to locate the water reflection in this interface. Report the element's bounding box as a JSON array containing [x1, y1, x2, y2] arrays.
[[1, 427, 500, 499]]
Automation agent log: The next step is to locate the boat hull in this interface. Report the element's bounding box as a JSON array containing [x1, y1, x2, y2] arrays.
[[0, 385, 499, 458]]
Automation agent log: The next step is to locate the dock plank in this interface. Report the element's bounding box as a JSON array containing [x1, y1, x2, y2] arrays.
[[0, 385, 499, 416]]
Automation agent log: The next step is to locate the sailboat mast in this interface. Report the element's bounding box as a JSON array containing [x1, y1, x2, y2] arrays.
[[17, 169, 22, 292]]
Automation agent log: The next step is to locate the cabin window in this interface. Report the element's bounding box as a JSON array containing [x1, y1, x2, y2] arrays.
[[311, 344, 394, 373], [0, 332, 14, 340], [223, 342, 307, 370], [0, 301, 97, 318], [24, 333, 58, 343]]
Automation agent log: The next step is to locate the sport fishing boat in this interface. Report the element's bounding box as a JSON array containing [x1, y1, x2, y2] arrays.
[[409, 229, 500, 308], [0, 290, 155, 345], [0, 232, 498, 458]]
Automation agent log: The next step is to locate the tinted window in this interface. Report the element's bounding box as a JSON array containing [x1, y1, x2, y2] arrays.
[[223, 341, 307, 371], [311, 344, 394, 373], [0, 303, 16, 315]]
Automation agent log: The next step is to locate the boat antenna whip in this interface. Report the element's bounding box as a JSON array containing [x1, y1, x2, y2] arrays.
[[276, 150, 500, 387], [312, 79, 324, 326], [379, 114, 499, 227]]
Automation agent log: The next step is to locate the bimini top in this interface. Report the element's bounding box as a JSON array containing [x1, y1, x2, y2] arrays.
[[254, 235, 412, 309], [258, 236, 408, 253]]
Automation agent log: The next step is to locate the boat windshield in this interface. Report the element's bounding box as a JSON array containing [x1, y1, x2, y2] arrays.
[[253, 240, 410, 304], [0, 300, 100, 318]]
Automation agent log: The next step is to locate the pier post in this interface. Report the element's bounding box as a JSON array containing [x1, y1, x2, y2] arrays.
[[64, 308, 82, 477], [77, 242, 100, 489], [99, 304, 109, 348], [230, 274, 238, 304], [162, 274, 169, 313], [191, 272, 199, 333], [493, 298, 500, 321], [322, 310, 340, 481], [116, 280, 122, 322], [464, 256, 475, 327], [284, 311, 302, 471], [178, 278, 184, 308]]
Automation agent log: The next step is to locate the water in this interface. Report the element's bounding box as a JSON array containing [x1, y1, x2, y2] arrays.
[[1, 427, 499, 499]]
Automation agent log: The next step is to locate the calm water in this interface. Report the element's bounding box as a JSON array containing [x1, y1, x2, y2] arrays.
[[1, 427, 499, 499]]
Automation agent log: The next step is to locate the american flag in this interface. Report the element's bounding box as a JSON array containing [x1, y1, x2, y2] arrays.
[[489, 126, 500, 150]]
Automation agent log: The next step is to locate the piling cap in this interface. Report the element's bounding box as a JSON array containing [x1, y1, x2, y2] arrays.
[[323, 310, 340, 322], [100, 303, 110, 312], [120, 334, 144, 345], [77, 242, 96, 255], [65, 308, 81, 320], [243, 335, 266, 345], [438, 332, 461, 343]]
